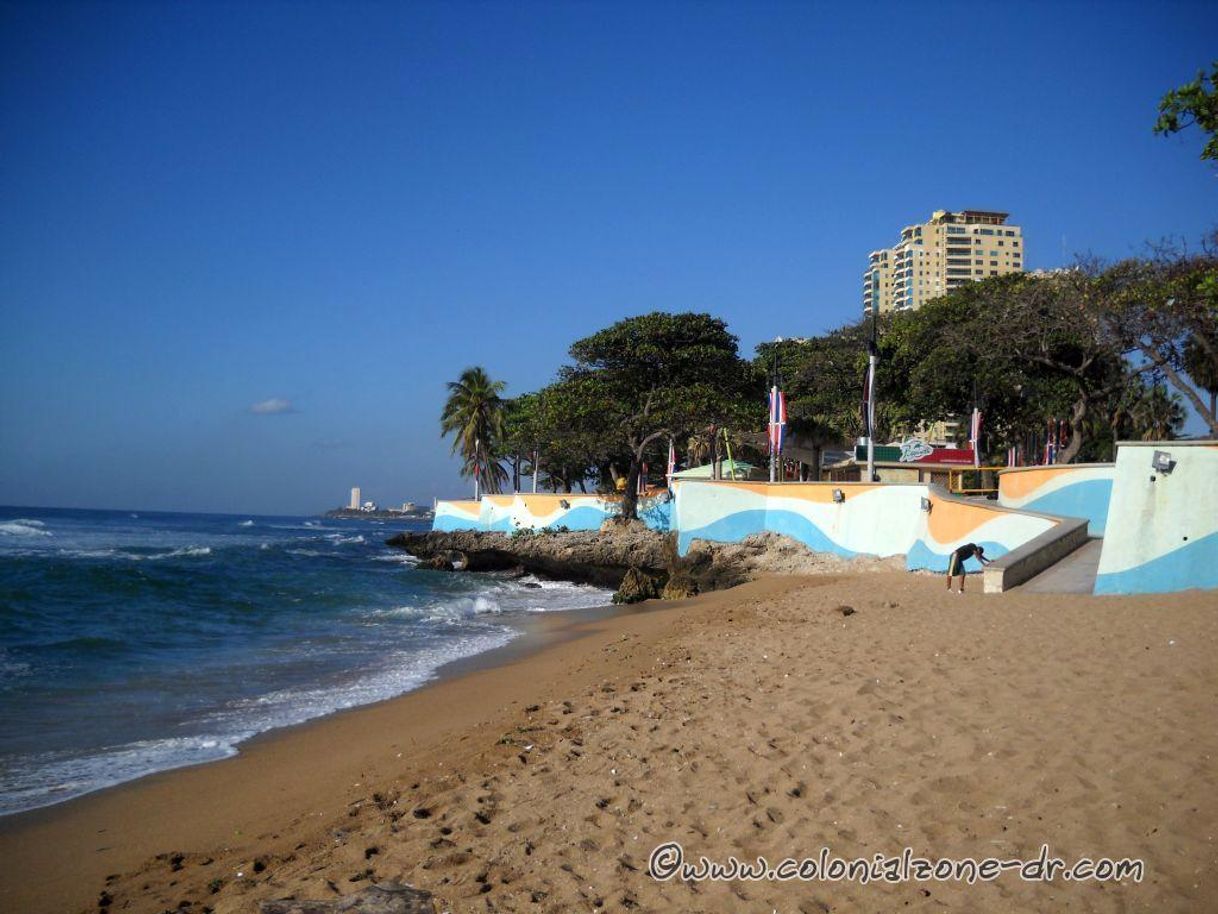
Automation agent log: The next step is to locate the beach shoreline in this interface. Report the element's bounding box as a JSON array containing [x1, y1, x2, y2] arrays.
[[2, 573, 1216, 913]]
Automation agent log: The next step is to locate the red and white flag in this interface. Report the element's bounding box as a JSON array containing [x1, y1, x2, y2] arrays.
[[768, 386, 787, 455]]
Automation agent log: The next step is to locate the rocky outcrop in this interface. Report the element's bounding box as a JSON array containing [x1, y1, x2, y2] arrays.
[[385, 528, 904, 601], [385, 526, 670, 589]]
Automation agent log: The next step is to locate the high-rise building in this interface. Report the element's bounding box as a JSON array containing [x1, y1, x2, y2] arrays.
[[863, 210, 1025, 314], [349, 486, 361, 510]]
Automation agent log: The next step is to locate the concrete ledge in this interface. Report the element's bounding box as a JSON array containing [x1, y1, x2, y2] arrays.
[[983, 515, 1090, 593]]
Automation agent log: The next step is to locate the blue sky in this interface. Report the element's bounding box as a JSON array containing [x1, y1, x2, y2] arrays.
[[1, 1, 1214, 514]]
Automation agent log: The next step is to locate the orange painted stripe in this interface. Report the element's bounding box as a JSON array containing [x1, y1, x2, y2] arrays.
[[679, 481, 884, 503], [516, 495, 598, 514], [926, 496, 1006, 544], [998, 467, 1069, 501]]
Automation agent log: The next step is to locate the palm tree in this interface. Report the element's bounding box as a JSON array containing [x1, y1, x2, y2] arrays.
[[440, 367, 509, 494], [1131, 383, 1185, 441]]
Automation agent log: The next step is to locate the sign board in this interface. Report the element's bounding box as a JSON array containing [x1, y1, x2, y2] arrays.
[[855, 441, 975, 466]]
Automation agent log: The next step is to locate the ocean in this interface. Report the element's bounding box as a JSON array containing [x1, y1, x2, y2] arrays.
[[0, 507, 612, 817]]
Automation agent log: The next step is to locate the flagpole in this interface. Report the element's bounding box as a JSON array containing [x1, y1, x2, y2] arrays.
[[866, 307, 878, 483], [769, 383, 777, 484], [474, 437, 481, 500], [532, 449, 538, 494]]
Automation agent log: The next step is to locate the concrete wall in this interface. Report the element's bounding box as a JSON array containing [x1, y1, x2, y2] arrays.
[[998, 464, 1114, 536], [1094, 442, 1218, 595], [672, 480, 1057, 573], [433, 493, 672, 534], [432, 499, 482, 532]]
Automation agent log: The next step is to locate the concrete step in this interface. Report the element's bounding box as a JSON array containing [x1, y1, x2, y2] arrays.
[[1018, 537, 1104, 593]]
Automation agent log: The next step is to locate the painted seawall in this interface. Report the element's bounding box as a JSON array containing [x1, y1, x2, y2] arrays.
[[998, 464, 1114, 536], [432, 499, 483, 532], [432, 493, 673, 534], [1094, 442, 1218, 595], [673, 480, 1057, 573]]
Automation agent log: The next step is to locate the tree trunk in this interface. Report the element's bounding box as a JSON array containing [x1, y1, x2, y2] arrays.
[[1057, 395, 1088, 464], [621, 459, 641, 520]]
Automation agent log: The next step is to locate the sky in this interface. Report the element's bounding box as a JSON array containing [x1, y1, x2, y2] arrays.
[[1, 1, 1215, 515]]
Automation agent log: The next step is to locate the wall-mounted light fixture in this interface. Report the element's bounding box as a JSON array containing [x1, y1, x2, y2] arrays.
[[921, 497, 933, 512], [559, 499, 571, 509], [1151, 450, 1176, 474], [832, 489, 845, 503]]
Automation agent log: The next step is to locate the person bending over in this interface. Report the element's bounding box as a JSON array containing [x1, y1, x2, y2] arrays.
[[946, 542, 991, 593]]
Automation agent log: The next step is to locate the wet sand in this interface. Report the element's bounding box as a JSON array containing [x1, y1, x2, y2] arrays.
[[1, 573, 1216, 913]]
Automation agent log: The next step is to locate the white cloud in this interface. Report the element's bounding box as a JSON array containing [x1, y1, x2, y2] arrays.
[[249, 397, 296, 415]]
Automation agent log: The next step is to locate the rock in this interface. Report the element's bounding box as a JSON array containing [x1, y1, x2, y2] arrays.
[[839, 605, 856, 617], [421, 555, 452, 572], [385, 529, 672, 589], [612, 567, 662, 604], [661, 573, 698, 600], [259, 882, 436, 914]]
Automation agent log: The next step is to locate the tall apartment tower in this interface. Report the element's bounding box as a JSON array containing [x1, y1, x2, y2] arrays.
[[863, 209, 1025, 314], [349, 487, 361, 510]]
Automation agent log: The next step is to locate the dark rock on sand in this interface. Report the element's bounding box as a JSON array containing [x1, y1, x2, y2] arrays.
[[259, 881, 435, 913], [612, 567, 662, 604], [661, 572, 699, 600]]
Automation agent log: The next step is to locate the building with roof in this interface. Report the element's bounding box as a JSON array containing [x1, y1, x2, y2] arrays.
[[863, 209, 1025, 314]]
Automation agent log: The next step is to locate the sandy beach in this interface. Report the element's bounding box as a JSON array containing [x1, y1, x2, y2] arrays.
[[2, 572, 1216, 913]]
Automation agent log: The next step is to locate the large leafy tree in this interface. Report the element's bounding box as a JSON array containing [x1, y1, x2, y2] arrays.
[[1154, 62, 1218, 162], [1103, 250, 1218, 436], [879, 277, 1083, 460], [562, 312, 758, 519], [440, 366, 509, 494], [755, 325, 876, 475]]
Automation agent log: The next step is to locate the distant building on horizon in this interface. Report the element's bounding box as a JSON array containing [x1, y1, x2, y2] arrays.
[[863, 209, 1025, 314], [349, 486, 361, 510]]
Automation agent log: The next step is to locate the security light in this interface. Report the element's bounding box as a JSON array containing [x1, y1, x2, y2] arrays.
[[832, 489, 845, 503], [1151, 450, 1175, 474], [921, 497, 933, 512]]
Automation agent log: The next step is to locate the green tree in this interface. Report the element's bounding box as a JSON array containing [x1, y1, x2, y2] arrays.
[[756, 326, 875, 476], [1154, 62, 1218, 162], [879, 276, 1084, 461], [1103, 250, 1218, 435], [440, 366, 509, 494], [562, 312, 758, 519]]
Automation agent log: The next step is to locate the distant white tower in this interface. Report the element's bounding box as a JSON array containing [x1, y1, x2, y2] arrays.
[[349, 487, 361, 510]]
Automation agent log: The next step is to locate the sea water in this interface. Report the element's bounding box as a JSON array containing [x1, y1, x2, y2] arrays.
[[0, 507, 611, 816]]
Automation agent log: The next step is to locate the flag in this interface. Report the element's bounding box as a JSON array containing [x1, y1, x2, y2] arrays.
[[768, 386, 787, 455], [666, 439, 676, 481]]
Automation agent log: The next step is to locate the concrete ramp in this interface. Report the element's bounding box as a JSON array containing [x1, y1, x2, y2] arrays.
[[1018, 538, 1104, 594]]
